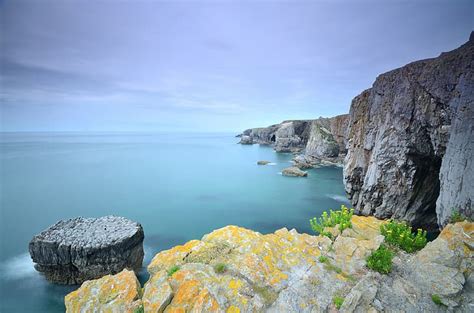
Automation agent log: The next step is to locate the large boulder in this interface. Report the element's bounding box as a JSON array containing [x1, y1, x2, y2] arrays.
[[29, 216, 144, 284]]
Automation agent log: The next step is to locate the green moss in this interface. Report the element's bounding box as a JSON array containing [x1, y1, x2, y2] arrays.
[[214, 263, 227, 274], [450, 210, 472, 223], [380, 220, 427, 253], [333, 296, 344, 309], [252, 285, 278, 305], [431, 294, 444, 306], [167, 265, 180, 277], [318, 255, 329, 263], [366, 245, 394, 274]]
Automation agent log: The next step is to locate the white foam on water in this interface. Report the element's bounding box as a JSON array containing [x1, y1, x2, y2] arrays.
[[327, 194, 351, 203], [268, 162, 277, 166], [277, 172, 282, 175], [0, 253, 37, 280]]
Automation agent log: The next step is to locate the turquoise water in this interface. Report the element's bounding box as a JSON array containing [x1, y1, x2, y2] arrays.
[[0, 132, 349, 312]]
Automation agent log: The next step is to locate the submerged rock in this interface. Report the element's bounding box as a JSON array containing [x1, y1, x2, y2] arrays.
[[282, 166, 308, 177], [66, 217, 474, 312], [257, 160, 271, 165], [29, 215, 144, 284]]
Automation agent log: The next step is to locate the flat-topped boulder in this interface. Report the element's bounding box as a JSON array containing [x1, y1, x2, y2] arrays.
[[282, 166, 308, 177], [29, 215, 144, 284]]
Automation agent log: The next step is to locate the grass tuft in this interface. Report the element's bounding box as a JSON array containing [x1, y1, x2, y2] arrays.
[[214, 263, 227, 274], [167, 265, 180, 277], [333, 296, 344, 309]]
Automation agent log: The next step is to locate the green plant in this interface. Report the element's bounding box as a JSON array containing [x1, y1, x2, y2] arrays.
[[310, 205, 354, 237], [318, 255, 329, 263], [167, 265, 180, 276], [431, 294, 444, 306], [366, 245, 394, 274], [324, 262, 342, 274], [450, 210, 471, 223], [214, 263, 227, 273], [133, 305, 144, 313], [380, 220, 427, 253], [333, 296, 344, 309]]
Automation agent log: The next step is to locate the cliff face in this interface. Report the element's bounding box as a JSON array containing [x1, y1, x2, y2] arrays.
[[344, 34, 474, 229], [65, 218, 474, 312], [239, 114, 349, 164]]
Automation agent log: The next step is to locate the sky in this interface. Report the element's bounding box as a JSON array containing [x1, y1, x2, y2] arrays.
[[1, 0, 473, 132]]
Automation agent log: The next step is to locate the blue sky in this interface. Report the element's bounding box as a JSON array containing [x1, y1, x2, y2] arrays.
[[1, 0, 473, 132]]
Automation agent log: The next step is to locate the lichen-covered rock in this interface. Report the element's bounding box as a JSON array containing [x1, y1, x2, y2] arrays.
[[66, 218, 474, 312], [64, 269, 143, 313], [282, 166, 308, 177], [344, 32, 474, 229], [29, 216, 144, 284]]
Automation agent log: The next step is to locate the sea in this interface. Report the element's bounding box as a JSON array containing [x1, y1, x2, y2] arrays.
[[0, 132, 350, 312]]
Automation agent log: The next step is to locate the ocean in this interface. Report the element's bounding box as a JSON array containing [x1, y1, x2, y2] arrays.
[[0, 132, 349, 312]]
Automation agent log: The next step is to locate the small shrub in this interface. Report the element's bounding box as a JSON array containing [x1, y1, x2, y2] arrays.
[[380, 220, 427, 253], [167, 265, 180, 276], [366, 245, 394, 274], [431, 294, 444, 306], [318, 255, 329, 263], [214, 263, 227, 273], [450, 210, 471, 223], [310, 205, 354, 237], [333, 296, 344, 309]]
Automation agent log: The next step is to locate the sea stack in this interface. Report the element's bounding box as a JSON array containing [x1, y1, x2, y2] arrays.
[[29, 215, 144, 284]]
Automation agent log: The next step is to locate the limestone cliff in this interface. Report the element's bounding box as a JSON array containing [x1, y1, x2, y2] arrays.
[[239, 114, 349, 166], [65, 217, 474, 312], [344, 33, 474, 229]]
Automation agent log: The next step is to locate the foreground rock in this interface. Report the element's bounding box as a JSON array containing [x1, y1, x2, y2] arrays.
[[344, 32, 474, 229], [282, 166, 308, 177], [65, 269, 143, 312], [29, 216, 144, 284], [66, 217, 473, 312]]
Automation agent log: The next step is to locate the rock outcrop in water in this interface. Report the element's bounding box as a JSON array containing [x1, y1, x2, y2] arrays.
[[29, 216, 144, 284], [65, 217, 474, 312], [239, 115, 349, 166], [344, 32, 474, 229]]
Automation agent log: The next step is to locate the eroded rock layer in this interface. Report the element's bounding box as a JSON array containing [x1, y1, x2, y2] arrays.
[[344, 33, 474, 229], [65, 217, 474, 312], [29, 216, 144, 284]]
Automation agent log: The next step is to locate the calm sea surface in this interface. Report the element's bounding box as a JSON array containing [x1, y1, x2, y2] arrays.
[[0, 132, 349, 312]]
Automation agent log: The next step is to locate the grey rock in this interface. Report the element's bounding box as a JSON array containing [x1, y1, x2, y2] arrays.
[[344, 32, 474, 229], [239, 135, 253, 144], [238, 115, 349, 166], [29, 215, 144, 284], [257, 160, 271, 165], [282, 166, 308, 177]]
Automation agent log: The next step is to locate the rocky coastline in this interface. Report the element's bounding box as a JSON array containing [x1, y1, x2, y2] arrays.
[[239, 32, 474, 230]]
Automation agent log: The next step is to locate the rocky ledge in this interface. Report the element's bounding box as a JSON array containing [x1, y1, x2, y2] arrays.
[[29, 216, 144, 284], [65, 217, 473, 312]]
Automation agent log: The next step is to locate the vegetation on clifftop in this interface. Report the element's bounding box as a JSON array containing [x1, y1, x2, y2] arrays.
[[380, 220, 427, 252], [310, 205, 354, 238]]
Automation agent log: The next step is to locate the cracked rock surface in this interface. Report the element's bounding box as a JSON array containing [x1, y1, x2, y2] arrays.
[[29, 215, 144, 284], [65, 217, 473, 312]]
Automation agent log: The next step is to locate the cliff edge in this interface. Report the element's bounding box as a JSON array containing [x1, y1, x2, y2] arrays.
[[65, 217, 473, 312]]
